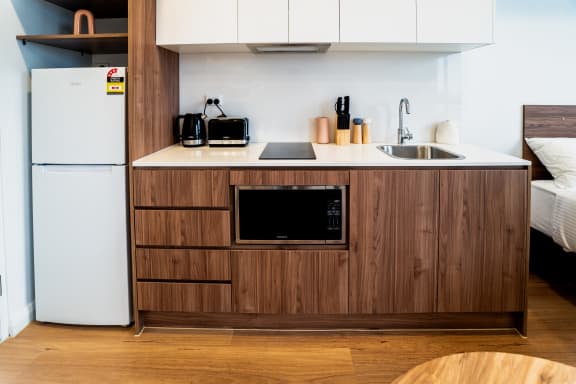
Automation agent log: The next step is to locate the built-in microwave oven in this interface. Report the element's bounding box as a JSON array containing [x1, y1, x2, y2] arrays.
[[235, 186, 347, 245]]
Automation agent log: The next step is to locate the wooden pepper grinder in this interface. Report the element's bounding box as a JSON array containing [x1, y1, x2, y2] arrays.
[[362, 118, 372, 144], [74, 9, 95, 35]]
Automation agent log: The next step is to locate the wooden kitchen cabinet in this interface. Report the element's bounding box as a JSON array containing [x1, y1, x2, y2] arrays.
[[340, 0, 417, 43], [349, 170, 438, 314], [134, 210, 231, 247], [136, 249, 230, 281], [134, 169, 229, 208], [230, 169, 349, 185], [289, 0, 340, 43], [417, 0, 494, 44], [238, 0, 288, 43], [156, 0, 237, 45], [438, 169, 528, 312], [232, 250, 348, 314], [130, 162, 528, 332], [137, 282, 231, 312]]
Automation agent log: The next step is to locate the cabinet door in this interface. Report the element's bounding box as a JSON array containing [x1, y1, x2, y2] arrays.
[[156, 0, 237, 45], [417, 0, 494, 44], [232, 250, 348, 314], [349, 170, 438, 314], [289, 0, 340, 43], [340, 0, 416, 43], [238, 0, 288, 43], [438, 170, 528, 312]]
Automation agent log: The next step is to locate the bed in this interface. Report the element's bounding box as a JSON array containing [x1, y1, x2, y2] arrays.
[[523, 105, 576, 278]]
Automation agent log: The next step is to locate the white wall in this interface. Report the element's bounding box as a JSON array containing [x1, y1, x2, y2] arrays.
[[180, 0, 576, 155], [461, 0, 576, 155], [0, 0, 88, 338]]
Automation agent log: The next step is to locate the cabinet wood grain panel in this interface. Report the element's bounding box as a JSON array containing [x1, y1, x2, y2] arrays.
[[438, 170, 527, 312], [129, 0, 180, 330], [128, 0, 179, 162], [137, 282, 231, 312], [230, 170, 350, 185], [232, 250, 348, 314], [136, 249, 230, 281], [485, 171, 528, 312], [437, 170, 484, 312], [134, 169, 229, 208], [230, 251, 261, 313], [318, 251, 349, 314], [349, 170, 438, 314], [135, 210, 231, 247], [283, 252, 317, 314]]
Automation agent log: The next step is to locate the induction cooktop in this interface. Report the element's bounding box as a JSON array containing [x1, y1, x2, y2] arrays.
[[259, 142, 316, 160]]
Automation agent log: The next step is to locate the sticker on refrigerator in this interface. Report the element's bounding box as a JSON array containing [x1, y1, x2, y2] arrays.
[[106, 68, 125, 95]]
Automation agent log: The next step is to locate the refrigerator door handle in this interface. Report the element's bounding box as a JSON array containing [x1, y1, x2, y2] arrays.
[[35, 165, 117, 174]]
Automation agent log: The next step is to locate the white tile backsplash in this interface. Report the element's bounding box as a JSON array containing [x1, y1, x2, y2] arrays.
[[180, 52, 462, 144]]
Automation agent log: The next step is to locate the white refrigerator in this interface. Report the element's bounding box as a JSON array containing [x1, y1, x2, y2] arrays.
[[32, 67, 131, 326]]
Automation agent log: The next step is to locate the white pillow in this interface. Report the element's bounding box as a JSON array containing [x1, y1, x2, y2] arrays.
[[525, 137, 576, 189]]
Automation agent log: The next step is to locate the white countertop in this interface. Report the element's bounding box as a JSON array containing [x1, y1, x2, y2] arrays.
[[133, 143, 530, 168]]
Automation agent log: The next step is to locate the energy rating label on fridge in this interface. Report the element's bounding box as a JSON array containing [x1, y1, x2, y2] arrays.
[[106, 67, 125, 95]]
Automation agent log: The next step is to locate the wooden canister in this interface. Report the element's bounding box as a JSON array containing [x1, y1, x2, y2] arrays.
[[336, 129, 350, 146], [316, 117, 330, 144]]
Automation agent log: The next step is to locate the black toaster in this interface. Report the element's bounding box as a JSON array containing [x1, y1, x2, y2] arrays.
[[207, 117, 250, 147]]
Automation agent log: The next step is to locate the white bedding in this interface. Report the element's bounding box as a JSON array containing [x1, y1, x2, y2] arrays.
[[531, 181, 576, 252]]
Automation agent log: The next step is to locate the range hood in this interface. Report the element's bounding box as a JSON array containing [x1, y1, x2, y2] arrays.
[[247, 43, 331, 54]]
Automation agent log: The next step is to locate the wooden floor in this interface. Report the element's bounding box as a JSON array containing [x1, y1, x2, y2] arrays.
[[1, 275, 575, 384]]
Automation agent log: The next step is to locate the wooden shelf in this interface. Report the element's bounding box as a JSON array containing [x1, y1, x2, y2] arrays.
[[44, 0, 128, 18], [16, 33, 128, 54]]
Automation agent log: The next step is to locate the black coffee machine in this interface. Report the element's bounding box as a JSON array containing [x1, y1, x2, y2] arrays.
[[175, 114, 206, 147]]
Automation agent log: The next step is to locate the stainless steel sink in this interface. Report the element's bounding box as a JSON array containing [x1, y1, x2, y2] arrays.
[[377, 145, 465, 160]]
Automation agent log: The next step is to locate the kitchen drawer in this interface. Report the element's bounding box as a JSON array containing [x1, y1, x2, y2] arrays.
[[136, 249, 230, 281], [230, 170, 349, 186], [137, 282, 231, 312], [134, 169, 229, 208], [232, 250, 348, 314], [135, 210, 231, 247]]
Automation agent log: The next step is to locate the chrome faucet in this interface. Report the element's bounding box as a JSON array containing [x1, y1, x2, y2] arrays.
[[398, 98, 413, 144]]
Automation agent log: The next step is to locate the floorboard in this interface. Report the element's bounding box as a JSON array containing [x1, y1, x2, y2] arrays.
[[0, 275, 574, 383]]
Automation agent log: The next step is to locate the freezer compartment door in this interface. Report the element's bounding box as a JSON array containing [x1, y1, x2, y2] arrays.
[[32, 67, 126, 165], [33, 165, 131, 325]]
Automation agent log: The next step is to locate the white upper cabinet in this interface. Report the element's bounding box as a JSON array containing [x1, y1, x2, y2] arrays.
[[156, 0, 238, 45], [340, 0, 417, 43], [417, 0, 494, 44], [238, 0, 288, 43], [156, 0, 495, 51], [289, 0, 340, 43]]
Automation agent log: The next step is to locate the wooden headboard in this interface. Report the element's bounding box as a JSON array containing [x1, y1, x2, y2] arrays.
[[523, 105, 576, 180]]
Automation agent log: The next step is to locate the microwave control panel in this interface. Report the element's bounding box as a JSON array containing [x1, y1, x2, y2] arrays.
[[326, 198, 342, 236]]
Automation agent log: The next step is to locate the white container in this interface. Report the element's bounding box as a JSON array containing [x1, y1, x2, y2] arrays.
[[435, 120, 460, 144]]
